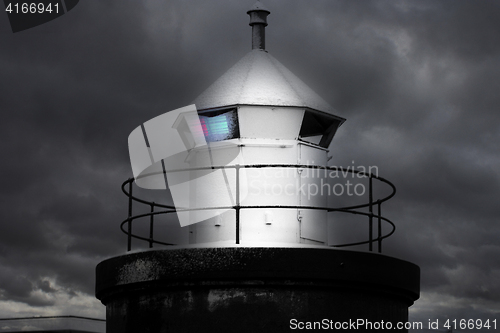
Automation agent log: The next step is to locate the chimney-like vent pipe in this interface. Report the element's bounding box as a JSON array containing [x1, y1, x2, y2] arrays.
[[247, 1, 270, 50]]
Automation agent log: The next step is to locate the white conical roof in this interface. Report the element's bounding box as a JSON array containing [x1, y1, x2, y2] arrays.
[[193, 49, 340, 116]]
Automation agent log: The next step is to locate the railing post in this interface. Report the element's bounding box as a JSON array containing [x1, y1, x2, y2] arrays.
[[235, 165, 240, 244], [378, 200, 382, 253], [149, 202, 155, 248], [127, 179, 133, 252], [368, 174, 373, 252]]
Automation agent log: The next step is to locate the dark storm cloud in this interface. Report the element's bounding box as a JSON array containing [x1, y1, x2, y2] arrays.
[[0, 0, 498, 323], [0, 0, 240, 313]]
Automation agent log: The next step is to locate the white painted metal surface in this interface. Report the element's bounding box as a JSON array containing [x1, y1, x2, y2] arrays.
[[187, 105, 331, 246], [192, 49, 341, 117]]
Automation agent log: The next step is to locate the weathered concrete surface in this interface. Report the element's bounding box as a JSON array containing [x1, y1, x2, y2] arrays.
[[96, 247, 419, 332]]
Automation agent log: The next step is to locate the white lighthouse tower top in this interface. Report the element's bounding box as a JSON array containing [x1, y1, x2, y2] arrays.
[[123, 1, 398, 253]]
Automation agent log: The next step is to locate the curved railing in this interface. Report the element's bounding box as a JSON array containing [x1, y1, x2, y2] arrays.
[[121, 164, 396, 253]]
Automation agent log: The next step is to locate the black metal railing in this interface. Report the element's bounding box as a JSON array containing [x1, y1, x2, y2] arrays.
[[121, 164, 396, 253]]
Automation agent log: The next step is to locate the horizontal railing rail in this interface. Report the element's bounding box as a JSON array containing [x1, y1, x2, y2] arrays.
[[121, 164, 396, 253]]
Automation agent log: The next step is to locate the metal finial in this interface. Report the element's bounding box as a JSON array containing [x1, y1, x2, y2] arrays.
[[247, 1, 270, 50]]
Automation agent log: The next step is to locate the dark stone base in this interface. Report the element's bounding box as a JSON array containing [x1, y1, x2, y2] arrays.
[[96, 247, 419, 333]]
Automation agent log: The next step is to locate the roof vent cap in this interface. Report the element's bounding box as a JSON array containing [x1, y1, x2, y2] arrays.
[[247, 1, 271, 50]]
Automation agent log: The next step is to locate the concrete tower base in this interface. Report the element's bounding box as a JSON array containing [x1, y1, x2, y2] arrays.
[[96, 247, 419, 332]]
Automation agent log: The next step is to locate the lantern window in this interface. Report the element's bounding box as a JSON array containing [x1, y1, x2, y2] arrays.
[[198, 108, 240, 143]]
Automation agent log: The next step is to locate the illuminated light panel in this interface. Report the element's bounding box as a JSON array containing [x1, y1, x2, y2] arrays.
[[198, 111, 239, 143]]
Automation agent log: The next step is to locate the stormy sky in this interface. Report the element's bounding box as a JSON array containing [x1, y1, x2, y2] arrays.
[[0, 0, 499, 330]]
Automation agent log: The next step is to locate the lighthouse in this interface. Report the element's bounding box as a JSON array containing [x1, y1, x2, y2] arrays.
[[96, 3, 420, 332]]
